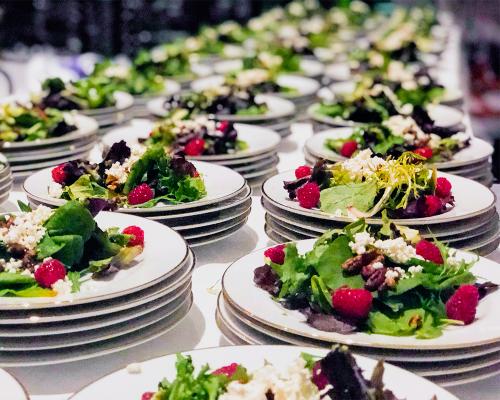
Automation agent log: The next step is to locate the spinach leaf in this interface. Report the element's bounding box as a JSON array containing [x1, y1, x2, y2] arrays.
[[44, 201, 96, 242]]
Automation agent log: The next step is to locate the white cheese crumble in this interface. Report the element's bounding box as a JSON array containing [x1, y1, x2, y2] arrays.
[[48, 182, 64, 198], [0, 206, 53, 251], [341, 149, 388, 180], [349, 232, 375, 255], [0, 258, 23, 273], [105, 145, 146, 188], [52, 276, 73, 297], [382, 115, 427, 145], [372, 261, 384, 270], [373, 237, 422, 264], [408, 265, 423, 275]]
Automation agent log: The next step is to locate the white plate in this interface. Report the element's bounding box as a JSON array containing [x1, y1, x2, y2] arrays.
[[262, 171, 495, 226], [69, 345, 458, 400], [191, 74, 320, 98], [214, 58, 324, 78], [102, 120, 281, 161], [223, 240, 500, 350], [24, 160, 246, 213], [147, 94, 296, 122], [81, 91, 134, 116], [132, 79, 182, 104], [0, 369, 27, 400], [0, 212, 188, 309], [189, 218, 247, 247]]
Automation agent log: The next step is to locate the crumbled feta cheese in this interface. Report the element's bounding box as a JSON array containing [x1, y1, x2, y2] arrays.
[[373, 237, 421, 264], [394, 266, 407, 278], [0, 206, 53, 251], [105, 145, 146, 188], [383, 115, 427, 144], [349, 232, 375, 255], [48, 182, 64, 198], [408, 265, 423, 275], [372, 261, 384, 270], [52, 277, 73, 297], [341, 149, 388, 180], [0, 258, 23, 273], [385, 269, 400, 280]]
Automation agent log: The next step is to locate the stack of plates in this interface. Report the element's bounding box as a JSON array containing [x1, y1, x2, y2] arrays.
[[102, 119, 282, 187], [0, 115, 99, 181], [261, 171, 500, 255], [191, 74, 320, 116], [0, 154, 13, 207], [24, 161, 251, 247], [304, 128, 495, 186], [147, 94, 296, 137], [0, 212, 194, 366], [130, 79, 181, 118], [81, 92, 134, 131], [218, 243, 500, 387]]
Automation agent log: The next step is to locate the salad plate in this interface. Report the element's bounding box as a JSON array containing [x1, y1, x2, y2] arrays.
[[68, 345, 459, 400], [188, 219, 248, 247], [0, 369, 27, 400], [183, 214, 249, 240], [223, 236, 500, 350]]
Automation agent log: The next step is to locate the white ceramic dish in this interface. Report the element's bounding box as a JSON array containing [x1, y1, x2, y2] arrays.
[[0, 369, 28, 400]]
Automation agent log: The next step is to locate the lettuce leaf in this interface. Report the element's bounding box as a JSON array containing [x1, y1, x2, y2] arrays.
[[320, 181, 378, 215], [62, 174, 110, 201]]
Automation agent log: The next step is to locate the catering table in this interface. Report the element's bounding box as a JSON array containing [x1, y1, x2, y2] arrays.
[[1, 123, 498, 400]]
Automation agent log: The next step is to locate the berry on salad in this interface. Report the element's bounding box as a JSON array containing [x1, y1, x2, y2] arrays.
[[217, 120, 230, 132], [212, 363, 239, 378], [294, 165, 312, 179], [264, 244, 286, 265], [340, 140, 358, 158], [311, 361, 329, 390], [34, 259, 67, 288], [332, 288, 373, 320], [413, 147, 433, 159], [296, 182, 320, 209], [51, 163, 68, 185], [446, 285, 479, 325], [127, 183, 154, 205], [122, 226, 145, 247], [415, 239, 444, 264], [435, 177, 452, 198], [141, 393, 155, 400], [184, 138, 206, 156], [424, 195, 442, 217]]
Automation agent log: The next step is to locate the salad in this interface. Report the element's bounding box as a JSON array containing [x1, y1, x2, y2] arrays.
[[36, 77, 116, 110], [284, 150, 454, 219], [241, 49, 302, 75], [133, 44, 193, 80], [141, 346, 404, 400], [145, 115, 248, 156], [255, 220, 498, 338], [0, 103, 76, 143], [0, 201, 143, 298], [223, 69, 297, 96], [163, 87, 268, 118], [325, 115, 469, 162], [48, 141, 206, 208]]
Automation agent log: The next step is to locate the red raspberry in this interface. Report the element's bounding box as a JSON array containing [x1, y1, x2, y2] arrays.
[[122, 225, 145, 247], [51, 163, 68, 185], [332, 288, 373, 320], [294, 165, 312, 179], [312, 361, 329, 390], [264, 244, 286, 265], [296, 182, 320, 209], [217, 120, 230, 132], [212, 363, 239, 378], [34, 259, 67, 288], [446, 285, 479, 325], [415, 239, 444, 264], [413, 147, 433, 159], [128, 183, 154, 205], [141, 393, 155, 400], [435, 177, 452, 198], [424, 195, 443, 217], [184, 138, 206, 156], [340, 140, 358, 158]]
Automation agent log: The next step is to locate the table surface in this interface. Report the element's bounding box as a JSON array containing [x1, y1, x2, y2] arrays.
[[0, 122, 498, 400]]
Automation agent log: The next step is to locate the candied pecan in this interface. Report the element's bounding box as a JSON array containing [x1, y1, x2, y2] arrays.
[[342, 250, 381, 274], [364, 268, 387, 291], [8, 243, 27, 258], [360, 254, 385, 279]]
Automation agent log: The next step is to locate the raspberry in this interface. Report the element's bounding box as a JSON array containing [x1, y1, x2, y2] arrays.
[[332, 288, 373, 320], [413, 147, 433, 159], [212, 363, 239, 378], [184, 138, 205, 156], [312, 361, 329, 390], [34, 259, 67, 288], [141, 393, 155, 400], [264, 244, 286, 265], [128, 184, 154, 205], [415, 239, 444, 264], [446, 285, 479, 325], [122, 225, 145, 247], [51, 163, 68, 185], [296, 182, 320, 209], [424, 195, 443, 217], [340, 140, 358, 158], [435, 177, 452, 198], [217, 120, 230, 132], [294, 165, 312, 179]]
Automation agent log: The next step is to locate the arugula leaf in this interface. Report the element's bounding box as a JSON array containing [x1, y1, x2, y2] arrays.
[[311, 275, 333, 313], [17, 201, 32, 212], [320, 181, 378, 214]]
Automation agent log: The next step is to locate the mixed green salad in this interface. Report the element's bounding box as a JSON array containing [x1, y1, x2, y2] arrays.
[[0, 201, 143, 298], [325, 115, 469, 162], [285, 150, 454, 219], [141, 346, 403, 400], [133, 44, 193, 80], [146, 114, 248, 156], [241, 49, 303, 75], [255, 219, 497, 338], [48, 141, 206, 208], [223, 68, 297, 96], [163, 87, 268, 118], [0, 103, 76, 143]]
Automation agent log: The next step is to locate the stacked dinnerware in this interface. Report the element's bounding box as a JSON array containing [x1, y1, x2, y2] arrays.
[[78, 92, 134, 132], [147, 94, 296, 138], [217, 243, 500, 387], [24, 161, 251, 247], [261, 170, 499, 255], [101, 119, 282, 187], [304, 128, 495, 186], [0, 153, 13, 207], [0, 213, 194, 366], [0, 115, 99, 181]]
